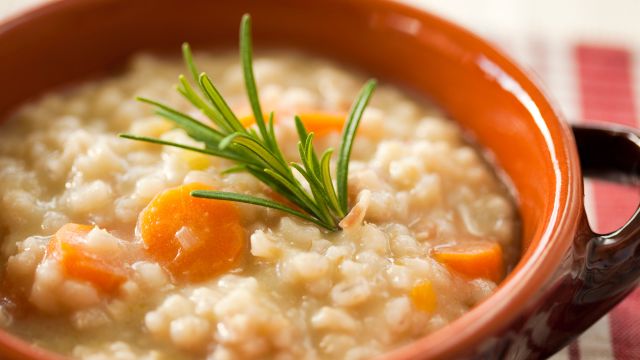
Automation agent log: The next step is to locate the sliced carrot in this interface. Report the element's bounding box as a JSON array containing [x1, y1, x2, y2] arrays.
[[296, 113, 345, 136], [410, 280, 437, 313], [138, 182, 245, 282], [239, 112, 346, 136], [239, 113, 261, 128], [432, 241, 504, 283], [47, 223, 128, 294], [181, 151, 211, 170]]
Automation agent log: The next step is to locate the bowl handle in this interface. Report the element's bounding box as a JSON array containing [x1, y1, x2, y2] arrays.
[[573, 123, 640, 302], [513, 124, 640, 359]]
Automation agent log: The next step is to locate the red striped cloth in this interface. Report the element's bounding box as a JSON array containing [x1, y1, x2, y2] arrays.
[[520, 44, 639, 360]]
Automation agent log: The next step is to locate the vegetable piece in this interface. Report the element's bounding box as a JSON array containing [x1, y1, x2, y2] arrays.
[[239, 113, 258, 128], [240, 112, 346, 136], [410, 280, 437, 313], [432, 241, 504, 282], [46, 224, 127, 293], [181, 150, 211, 170], [138, 182, 245, 282], [297, 113, 346, 136]]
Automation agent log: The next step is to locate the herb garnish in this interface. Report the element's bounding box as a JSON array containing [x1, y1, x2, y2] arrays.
[[120, 14, 376, 231]]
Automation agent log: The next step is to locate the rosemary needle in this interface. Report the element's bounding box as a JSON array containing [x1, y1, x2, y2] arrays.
[[121, 14, 377, 231]]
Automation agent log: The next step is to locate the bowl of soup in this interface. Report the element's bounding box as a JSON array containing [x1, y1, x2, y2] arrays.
[[0, 0, 638, 359]]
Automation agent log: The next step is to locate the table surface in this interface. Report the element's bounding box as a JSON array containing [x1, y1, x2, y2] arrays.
[[1, 1, 639, 360]]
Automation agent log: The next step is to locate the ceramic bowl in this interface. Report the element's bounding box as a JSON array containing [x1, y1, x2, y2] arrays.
[[0, 0, 638, 359]]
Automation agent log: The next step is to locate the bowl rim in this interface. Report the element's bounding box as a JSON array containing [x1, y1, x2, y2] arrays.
[[0, 0, 583, 359]]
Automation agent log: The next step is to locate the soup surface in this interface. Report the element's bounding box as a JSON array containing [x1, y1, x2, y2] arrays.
[[0, 51, 519, 360]]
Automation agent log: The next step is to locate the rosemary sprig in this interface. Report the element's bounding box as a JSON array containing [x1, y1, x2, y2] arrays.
[[120, 14, 376, 231]]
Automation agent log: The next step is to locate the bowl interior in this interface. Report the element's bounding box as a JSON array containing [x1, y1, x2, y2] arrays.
[[0, 0, 578, 358]]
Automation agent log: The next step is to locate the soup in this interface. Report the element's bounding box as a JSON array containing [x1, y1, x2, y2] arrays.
[[0, 20, 519, 360]]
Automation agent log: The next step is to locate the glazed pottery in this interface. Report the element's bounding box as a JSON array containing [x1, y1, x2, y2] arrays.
[[0, 0, 638, 359]]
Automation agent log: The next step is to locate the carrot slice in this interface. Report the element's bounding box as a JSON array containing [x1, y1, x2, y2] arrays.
[[410, 280, 437, 313], [296, 113, 345, 136], [47, 223, 128, 293], [138, 182, 245, 282], [239, 114, 260, 128], [432, 241, 504, 283], [181, 151, 211, 170], [239, 112, 346, 136]]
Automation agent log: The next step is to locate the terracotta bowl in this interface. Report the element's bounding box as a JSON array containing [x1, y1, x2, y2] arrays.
[[0, 0, 638, 359]]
